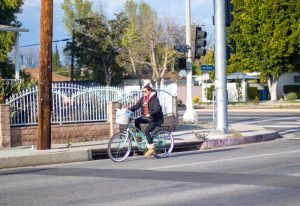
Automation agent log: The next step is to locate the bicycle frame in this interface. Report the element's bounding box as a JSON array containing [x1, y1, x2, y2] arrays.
[[125, 120, 148, 150]]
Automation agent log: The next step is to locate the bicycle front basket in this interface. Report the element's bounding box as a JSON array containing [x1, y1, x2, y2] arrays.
[[116, 109, 132, 125]]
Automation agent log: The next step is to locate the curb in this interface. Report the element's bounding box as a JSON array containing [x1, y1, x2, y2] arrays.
[[200, 131, 279, 149], [0, 150, 91, 170], [0, 132, 279, 170]]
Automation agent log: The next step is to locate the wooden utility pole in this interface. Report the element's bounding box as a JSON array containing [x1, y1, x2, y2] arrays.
[[38, 0, 53, 150]]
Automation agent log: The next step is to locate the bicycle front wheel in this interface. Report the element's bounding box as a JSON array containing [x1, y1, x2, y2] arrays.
[[153, 129, 174, 158], [107, 132, 132, 162]]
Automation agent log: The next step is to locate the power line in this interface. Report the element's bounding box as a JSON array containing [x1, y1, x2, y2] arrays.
[[20, 38, 71, 48]]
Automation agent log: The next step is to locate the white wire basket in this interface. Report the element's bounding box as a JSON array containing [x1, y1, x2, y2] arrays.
[[116, 109, 132, 125]]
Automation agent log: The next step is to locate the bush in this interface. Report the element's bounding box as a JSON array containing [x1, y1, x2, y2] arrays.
[[252, 96, 259, 104], [287, 92, 297, 101], [283, 85, 300, 94], [0, 78, 18, 103], [205, 85, 215, 101], [177, 99, 185, 107], [193, 96, 199, 104], [247, 87, 259, 100]]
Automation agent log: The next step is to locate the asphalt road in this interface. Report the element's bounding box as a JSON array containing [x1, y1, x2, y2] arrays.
[[1, 134, 300, 205], [1, 111, 300, 206]]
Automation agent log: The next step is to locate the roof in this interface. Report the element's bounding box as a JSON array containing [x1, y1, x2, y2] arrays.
[[0, 25, 29, 32], [227, 72, 259, 80], [23, 68, 71, 82]]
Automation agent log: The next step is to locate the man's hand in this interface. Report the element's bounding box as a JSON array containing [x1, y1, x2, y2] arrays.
[[145, 114, 150, 118]]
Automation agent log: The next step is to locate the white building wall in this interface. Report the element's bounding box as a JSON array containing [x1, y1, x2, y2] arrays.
[[202, 82, 247, 102]]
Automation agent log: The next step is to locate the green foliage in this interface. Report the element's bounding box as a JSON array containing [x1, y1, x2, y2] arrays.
[[64, 13, 128, 85], [252, 96, 259, 104], [122, 0, 183, 82], [0, 78, 18, 103], [247, 87, 259, 101], [193, 96, 199, 104], [52, 45, 61, 71], [283, 85, 300, 95], [0, 61, 14, 78], [228, 0, 300, 100], [0, 0, 24, 75], [61, 0, 93, 34], [0, 71, 36, 103], [287, 92, 297, 101], [205, 85, 215, 101]]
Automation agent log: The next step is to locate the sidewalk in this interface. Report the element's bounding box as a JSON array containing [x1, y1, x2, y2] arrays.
[[0, 122, 280, 170]]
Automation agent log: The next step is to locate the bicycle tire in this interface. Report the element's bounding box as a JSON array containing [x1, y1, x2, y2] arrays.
[[107, 132, 132, 162], [153, 129, 174, 158]]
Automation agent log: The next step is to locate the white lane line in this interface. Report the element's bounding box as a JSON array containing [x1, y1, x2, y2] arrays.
[[148, 149, 300, 170], [235, 116, 299, 124], [262, 125, 300, 128]]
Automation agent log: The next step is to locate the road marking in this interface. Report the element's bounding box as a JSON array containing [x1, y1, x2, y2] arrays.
[[148, 149, 300, 170], [279, 129, 300, 135], [235, 116, 299, 124], [262, 125, 300, 128]]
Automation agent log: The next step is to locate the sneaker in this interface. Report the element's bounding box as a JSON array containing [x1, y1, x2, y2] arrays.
[[144, 144, 155, 156]]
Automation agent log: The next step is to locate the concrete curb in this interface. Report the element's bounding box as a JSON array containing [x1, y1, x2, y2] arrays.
[[0, 150, 91, 170], [0, 131, 280, 170], [200, 131, 279, 149]]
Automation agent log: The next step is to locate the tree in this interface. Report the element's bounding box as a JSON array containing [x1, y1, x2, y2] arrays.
[[22, 47, 39, 68], [120, 0, 144, 86], [0, 0, 24, 78], [61, 0, 93, 34], [228, 0, 300, 101], [52, 44, 61, 71], [121, 0, 182, 87], [70, 13, 128, 85]]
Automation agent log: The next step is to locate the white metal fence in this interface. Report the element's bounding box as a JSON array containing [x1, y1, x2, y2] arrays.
[[118, 90, 173, 117], [6, 83, 174, 126]]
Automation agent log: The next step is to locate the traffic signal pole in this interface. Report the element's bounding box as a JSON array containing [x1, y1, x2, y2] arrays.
[[214, 0, 228, 132], [183, 0, 197, 123], [38, 0, 53, 149]]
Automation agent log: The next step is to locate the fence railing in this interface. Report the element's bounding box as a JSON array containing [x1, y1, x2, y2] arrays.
[[6, 83, 174, 126]]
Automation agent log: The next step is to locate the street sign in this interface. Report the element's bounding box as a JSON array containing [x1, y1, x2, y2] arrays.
[[201, 64, 215, 72], [174, 45, 188, 52]]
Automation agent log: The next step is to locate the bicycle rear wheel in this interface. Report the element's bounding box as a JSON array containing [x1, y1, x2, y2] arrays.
[[153, 129, 174, 158], [107, 132, 132, 162]]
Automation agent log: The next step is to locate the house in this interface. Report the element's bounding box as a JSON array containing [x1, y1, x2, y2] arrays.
[[23, 68, 71, 82]]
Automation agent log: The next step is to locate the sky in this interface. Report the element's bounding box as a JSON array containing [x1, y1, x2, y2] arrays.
[[16, 0, 214, 62]]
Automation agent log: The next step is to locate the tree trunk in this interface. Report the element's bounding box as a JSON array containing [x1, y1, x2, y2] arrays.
[[128, 50, 137, 76], [267, 75, 278, 101], [150, 35, 159, 80]]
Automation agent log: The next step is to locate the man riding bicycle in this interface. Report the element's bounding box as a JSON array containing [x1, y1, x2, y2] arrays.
[[128, 83, 164, 156]]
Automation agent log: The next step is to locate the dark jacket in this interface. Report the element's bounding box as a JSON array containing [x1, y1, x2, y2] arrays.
[[129, 90, 164, 124]]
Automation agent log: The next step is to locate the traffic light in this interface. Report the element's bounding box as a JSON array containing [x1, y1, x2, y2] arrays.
[[194, 27, 207, 59], [225, 0, 234, 27], [175, 58, 186, 69]]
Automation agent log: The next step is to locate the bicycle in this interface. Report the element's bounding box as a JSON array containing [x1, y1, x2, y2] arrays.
[[107, 111, 174, 162]]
